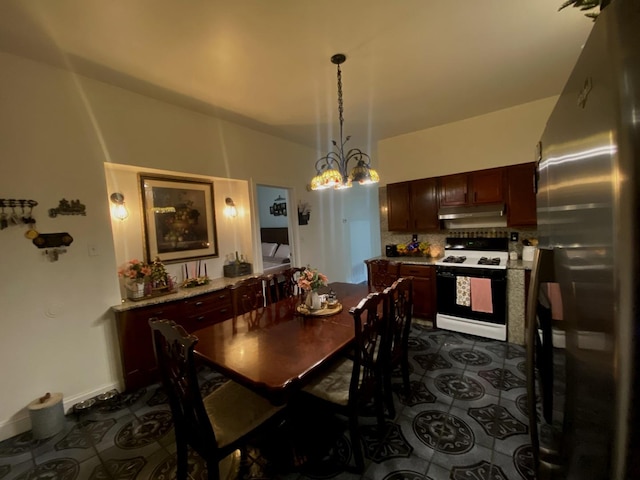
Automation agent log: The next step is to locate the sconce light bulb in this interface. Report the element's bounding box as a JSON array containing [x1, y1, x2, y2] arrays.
[[224, 197, 238, 218], [110, 193, 129, 221]]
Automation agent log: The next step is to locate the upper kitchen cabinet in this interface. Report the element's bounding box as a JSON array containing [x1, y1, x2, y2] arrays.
[[439, 168, 505, 207], [506, 162, 537, 226], [387, 178, 439, 232]]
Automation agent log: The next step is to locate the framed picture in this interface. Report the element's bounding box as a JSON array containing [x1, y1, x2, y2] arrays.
[[139, 174, 218, 263]]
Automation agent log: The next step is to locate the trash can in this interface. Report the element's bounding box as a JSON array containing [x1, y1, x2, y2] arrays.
[[28, 392, 65, 439]]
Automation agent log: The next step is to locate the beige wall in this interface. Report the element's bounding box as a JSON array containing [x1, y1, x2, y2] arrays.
[[378, 96, 558, 185], [0, 51, 381, 440]]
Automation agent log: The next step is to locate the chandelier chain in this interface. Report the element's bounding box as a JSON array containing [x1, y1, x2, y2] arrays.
[[337, 64, 344, 140]]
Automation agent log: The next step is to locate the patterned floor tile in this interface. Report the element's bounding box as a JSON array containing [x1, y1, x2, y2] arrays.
[[429, 443, 493, 479], [445, 405, 495, 452], [424, 462, 449, 480], [468, 404, 527, 442], [493, 432, 530, 459], [0, 459, 34, 480], [492, 449, 532, 480], [0, 432, 34, 466], [446, 347, 494, 369], [362, 455, 430, 480], [512, 444, 535, 480], [411, 353, 453, 377], [432, 372, 485, 402], [392, 415, 435, 464], [450, 459, 509, 480]]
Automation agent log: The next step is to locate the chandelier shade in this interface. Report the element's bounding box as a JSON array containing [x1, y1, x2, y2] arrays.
[[310, 54, 379, 191]]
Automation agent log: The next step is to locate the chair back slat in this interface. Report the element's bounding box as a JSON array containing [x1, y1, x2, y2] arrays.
[[349, 291, 390, 399], [230, 275, 275, 329], [279, 266, 306, 300], [386, 277, 414, 361], [149, 319, 217, 452], [365, 259, 401, 292]]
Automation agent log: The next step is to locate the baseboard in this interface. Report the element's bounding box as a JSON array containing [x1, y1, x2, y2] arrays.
[[0, 380, 122, 442]]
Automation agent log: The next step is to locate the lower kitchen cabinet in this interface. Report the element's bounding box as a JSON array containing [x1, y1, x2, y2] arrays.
[[113, 287, 232, 391], [399, 264, 437, 319]]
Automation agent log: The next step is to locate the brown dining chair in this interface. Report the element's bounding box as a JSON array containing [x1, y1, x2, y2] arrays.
[[278, 266, 305, 300], [365, 259, 401, 292], [229, 275, 276, 328], [149, 319, 284, 480], [383, 276, 414, 418], [301, 290, 390, 473]]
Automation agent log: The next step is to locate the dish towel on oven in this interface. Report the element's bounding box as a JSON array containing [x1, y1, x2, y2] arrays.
[[456, 276, 471, 306], [470, 277, 493, 313]]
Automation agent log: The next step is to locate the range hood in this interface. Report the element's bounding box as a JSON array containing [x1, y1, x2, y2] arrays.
[[438, 203, 505, 220], [439, 203, 507, 229]]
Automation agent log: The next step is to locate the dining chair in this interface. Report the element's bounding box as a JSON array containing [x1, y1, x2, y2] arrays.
[[278, 266, 305, 300], [229, 275, 276, 328], [149, 318, 284, 480], [384, 276, 414, 418], [301, 290, 390, 472], [365, 259, 401, 292]]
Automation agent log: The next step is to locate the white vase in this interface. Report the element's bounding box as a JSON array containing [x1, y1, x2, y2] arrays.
[[305, 290, 322, 310], [127, 281, 145, 300]]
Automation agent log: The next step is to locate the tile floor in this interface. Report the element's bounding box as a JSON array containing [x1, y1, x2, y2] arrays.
[[0, 325, 534, 480]]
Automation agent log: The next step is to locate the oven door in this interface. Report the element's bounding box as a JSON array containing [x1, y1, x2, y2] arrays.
[[436, 266, 507, 325]]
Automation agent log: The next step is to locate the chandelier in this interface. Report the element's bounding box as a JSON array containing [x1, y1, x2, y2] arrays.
[[310, 54, 380, 191]]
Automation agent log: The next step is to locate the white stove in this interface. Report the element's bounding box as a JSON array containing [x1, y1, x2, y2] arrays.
[[435, 237, 509, 341]]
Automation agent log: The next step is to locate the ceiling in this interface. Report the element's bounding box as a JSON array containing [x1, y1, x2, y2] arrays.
[[0, 0, 594, 149]]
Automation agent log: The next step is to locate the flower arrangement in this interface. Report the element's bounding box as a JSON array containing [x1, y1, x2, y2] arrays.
[[396, 241, 430, 256], [182, 276, 210, 288], [297, 266, 328, 292], [149, 257, 168, 286], [118, 259, 151, 282]]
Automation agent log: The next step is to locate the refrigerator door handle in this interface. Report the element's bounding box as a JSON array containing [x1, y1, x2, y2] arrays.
[[526, 247, 560, 474], [525, 248, 544, 473]]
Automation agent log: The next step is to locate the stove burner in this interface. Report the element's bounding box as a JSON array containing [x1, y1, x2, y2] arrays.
[[442, 256, 467, 264], [478, 257, 501, 266]]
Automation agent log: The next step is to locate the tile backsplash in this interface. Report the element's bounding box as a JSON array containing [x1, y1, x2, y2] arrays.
[[378, 186, 537, 259]]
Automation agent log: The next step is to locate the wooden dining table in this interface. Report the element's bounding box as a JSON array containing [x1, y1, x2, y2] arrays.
[[192, 282, 369, 404]]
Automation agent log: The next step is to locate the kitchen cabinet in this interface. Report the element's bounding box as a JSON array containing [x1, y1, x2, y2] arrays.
[[507, 162, 537, 226], [114, 287, 232, 391], [439, 168, 505, 207], [398, 263, 436, 319], [387, 178, 439, 232]]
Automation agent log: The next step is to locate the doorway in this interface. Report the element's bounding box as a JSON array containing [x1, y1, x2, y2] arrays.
[[256, 185, 295, 275]]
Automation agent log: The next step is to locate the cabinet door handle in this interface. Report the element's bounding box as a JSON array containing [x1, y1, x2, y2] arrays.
[[218, 294, 227, 300], [218, 308, 229, 315], [195, 301, 204, 307], [196, 316, 206, 322]]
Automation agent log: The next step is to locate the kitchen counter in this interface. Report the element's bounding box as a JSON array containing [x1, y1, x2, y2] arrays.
[[111, 274, 254, 312], [367, 255, 440, 266], [507, 259, 533, 271]]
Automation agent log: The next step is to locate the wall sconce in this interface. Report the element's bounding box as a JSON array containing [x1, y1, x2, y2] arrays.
[[224, 197, 238, 218], [110, 193, 129, 221]]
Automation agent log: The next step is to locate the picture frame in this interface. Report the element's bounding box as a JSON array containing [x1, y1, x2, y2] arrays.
[[139, 174, 219, 263]]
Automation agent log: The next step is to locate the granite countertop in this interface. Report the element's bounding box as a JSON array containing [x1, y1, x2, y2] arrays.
[[507, 260, 533, 271], [367, 255, 440, 266], [111, 274, 255, 312]]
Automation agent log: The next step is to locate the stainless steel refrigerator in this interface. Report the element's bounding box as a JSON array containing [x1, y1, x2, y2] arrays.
[[526, 0, 639, 478]]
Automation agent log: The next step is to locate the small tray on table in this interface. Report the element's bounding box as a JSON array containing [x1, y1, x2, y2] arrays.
[[296, 302, 343, 317]]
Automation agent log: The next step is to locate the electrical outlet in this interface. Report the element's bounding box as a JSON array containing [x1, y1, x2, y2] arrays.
[[412, 234, 418, 243], [510, 232, 519, 242], [88, 244, 99, 256]]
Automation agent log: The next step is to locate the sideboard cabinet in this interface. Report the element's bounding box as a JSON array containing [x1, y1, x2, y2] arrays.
[[113, 287, 232, 391]]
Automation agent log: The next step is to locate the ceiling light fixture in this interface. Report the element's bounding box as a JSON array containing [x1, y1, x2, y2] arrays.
[[310, 54, 379, 191]]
